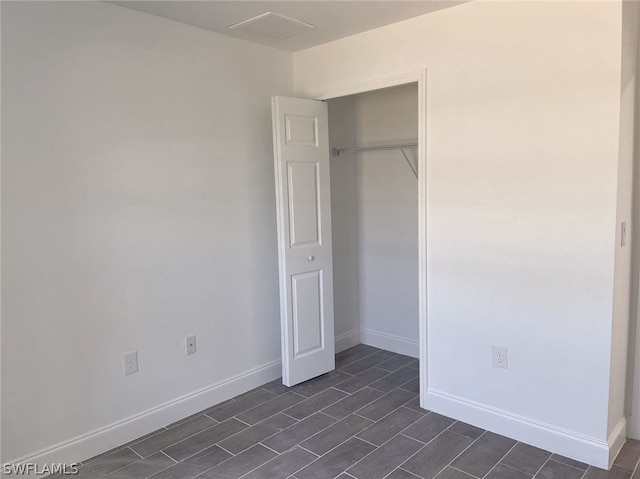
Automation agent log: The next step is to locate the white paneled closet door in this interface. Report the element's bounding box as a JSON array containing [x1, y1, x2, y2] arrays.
[[271, 96, 335, 386]]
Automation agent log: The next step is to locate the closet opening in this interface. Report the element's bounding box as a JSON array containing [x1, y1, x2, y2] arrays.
[[327, 83, 420, 364]]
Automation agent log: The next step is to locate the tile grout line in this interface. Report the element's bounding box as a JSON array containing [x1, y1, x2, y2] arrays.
[[354, 436, 378, 448], [366, 368, 419, 394], [163, 436, 238, 464], [283, 387, 352, 420], [375, 357, 417, 374], [234, 391, 307, 425], [271, 411, 342, 452], [401, 425, 487, 448], [397, 374, 419, 391], [233, 416, 253, 427], [218, 416, 306, 457], [140, 452, 179, 479], [332, 369, 394, 394], [531, 456, 552, 479], [124, 428, 171, 450], [449, 464, 482, 478], [352, 412, 371, 421], [130, 446, 144, 459], [556, 455, 592, 477], [88, 426, 173, 464], [202, 412, 217, 422], [320, 386, 399, 421], [335, 349, 386, 369], [479, 440, 520, 479], [396, 468, 423, 479], [330, 383, 373, 398], [393, 428, 477, 479], [159, 449, 177, 463], [234, 452, 284, 479], [99, 446, 156, 479], [91, 446, 147, 479], [380, 465, 421, 479], [292, 414, 362, 455], [279, 411, 301, 421], [408, 430, 488, 479], [257, 442, 282, 455], [129, 416, 225, 461], [337, 354, 399, 377], [545, 457, 587, 478], [271, 445, 329, 479], [198, 397, 235, 413], [191, 447, 244, 479], [369, 386, 392, 394], [353, 400, 425, 445], [493, 442, 552, 478], [216, 443, 236, 457], [160, 423, 239, 462], [343, 434, 426, 479], [296, 444, 320, 457], [289, 429, 369, 470]]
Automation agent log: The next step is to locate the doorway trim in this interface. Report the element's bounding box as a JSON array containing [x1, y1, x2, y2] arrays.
[[309, 69, 428, 407]]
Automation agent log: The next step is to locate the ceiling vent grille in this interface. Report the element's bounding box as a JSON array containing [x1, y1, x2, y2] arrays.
[[228, 12, 315, 40]]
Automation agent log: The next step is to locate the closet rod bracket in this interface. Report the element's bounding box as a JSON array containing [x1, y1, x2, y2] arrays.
[[332, 142, 417, 157], [331, 142, 419, 178]]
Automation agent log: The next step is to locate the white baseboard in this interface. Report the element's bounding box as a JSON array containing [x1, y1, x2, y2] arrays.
[[360, 328, 418, 358], [608, 417, 627, 468], [427, 389, 613, 469], [7, 359, 282, 476], [335, 329, 360, 353]]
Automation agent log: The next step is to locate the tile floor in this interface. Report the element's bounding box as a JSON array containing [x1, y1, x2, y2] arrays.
[[67, 344, 640, 479]]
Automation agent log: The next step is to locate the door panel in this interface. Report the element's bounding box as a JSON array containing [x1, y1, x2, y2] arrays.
[[287, 162, 320, 247], [285, 114, 319, 146], [291, 270, 324, 356], [272, 96, 335, 386]]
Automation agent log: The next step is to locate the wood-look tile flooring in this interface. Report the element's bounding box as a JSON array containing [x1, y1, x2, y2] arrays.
[[68, 344, 640, 479]]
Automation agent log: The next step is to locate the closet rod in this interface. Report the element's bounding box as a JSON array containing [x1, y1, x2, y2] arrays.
[[331, 142, 418, 157]]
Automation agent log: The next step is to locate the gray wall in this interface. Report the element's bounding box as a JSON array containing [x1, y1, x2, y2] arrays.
[[1, 1, 292, 462], [328, 96, 360, 346], [295, 1, 623, 452], [355, 85, 419, 350]]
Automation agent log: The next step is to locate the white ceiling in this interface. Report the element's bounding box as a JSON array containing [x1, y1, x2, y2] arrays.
[[108, 1, 466, 52]]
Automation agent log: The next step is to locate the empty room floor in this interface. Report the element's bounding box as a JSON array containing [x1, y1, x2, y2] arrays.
[[66, 344, 640, 479]]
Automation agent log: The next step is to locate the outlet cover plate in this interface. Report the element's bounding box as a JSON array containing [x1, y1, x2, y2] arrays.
[[124, 351, 138, 375], [492, 346, 508, 369], [186, 334, 196, 355]]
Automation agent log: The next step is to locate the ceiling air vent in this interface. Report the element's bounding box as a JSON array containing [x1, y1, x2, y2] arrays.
[[228, 12, 315, 40]]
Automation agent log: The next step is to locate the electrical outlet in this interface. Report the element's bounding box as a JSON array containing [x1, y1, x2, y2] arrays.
[[124, 351, 138, 375], [185, 334, 196, 355], [492, 346, 508, 369]]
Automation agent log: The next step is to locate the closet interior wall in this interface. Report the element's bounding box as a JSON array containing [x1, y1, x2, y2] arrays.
[[328, 84, 419, 356]]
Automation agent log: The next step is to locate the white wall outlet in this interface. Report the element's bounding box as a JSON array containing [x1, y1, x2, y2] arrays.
[[185, 334, 196, 355], [124, 351, 138, 375], [492, 346, 508, 369]]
